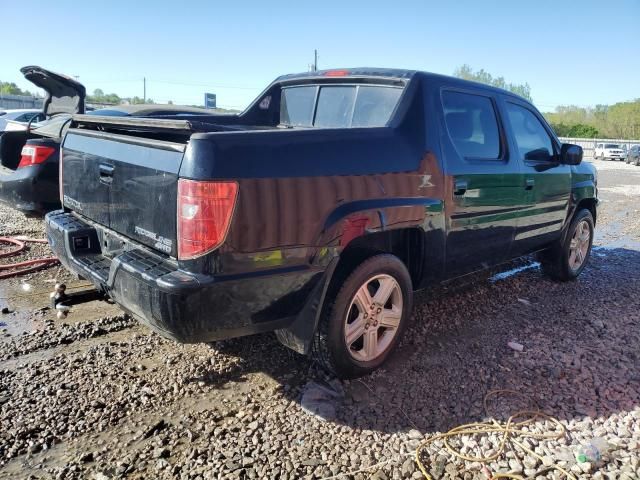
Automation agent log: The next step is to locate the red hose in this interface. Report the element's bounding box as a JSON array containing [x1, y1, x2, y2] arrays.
[[0, 237, 59, 279]]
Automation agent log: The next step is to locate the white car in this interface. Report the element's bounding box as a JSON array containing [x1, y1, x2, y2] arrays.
[[594, 143, 626, 161], [0, 109, 45, 132]]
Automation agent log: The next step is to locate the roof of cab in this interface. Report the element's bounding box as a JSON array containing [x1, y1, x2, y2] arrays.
[[277, 67, 530, 103]]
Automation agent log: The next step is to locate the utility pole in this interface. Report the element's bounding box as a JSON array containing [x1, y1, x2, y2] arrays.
[[313, 49, 318, 71], [143, 77, 146, 103]]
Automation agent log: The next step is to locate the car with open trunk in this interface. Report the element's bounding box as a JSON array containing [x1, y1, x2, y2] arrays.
[[45, 68, 598, 378]]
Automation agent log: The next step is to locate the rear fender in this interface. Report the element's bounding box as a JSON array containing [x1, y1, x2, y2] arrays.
[[275, 197, 443, 354]]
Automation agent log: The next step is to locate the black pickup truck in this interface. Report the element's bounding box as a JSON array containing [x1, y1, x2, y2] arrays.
[[45, 68, 598, 378]]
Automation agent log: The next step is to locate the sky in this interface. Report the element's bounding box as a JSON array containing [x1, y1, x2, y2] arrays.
[[1, 0, 638, 112]]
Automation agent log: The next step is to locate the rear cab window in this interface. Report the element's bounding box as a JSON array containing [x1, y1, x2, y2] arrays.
[[280, 84, 403, 128]]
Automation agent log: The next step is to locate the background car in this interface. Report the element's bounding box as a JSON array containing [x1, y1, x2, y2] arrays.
[[626, 145, 640, 166], [0, 66, 216, 213], [594, 142, 626, 160], [0, 109, 45, 132]]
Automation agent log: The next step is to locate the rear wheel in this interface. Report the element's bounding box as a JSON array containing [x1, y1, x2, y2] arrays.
[[312, 254, 412, 378], [539, 209, 594, 281]]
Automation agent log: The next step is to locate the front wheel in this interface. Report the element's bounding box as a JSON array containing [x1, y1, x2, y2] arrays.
[[539, 209, 594, 281], [312, 254, 413, 378]]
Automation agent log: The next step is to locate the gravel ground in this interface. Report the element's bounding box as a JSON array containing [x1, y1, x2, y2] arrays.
[[0, 158, 638, 480]]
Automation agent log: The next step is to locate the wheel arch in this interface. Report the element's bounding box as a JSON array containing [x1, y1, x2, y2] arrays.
[[275, 226, 432, 355]]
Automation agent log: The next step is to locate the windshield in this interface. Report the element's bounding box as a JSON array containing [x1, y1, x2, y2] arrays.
[[280, 84, 402, 128], [605, 144, 620, 149]]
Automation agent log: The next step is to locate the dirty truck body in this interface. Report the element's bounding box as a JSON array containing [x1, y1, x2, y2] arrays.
[[46, 69, 597, 377]]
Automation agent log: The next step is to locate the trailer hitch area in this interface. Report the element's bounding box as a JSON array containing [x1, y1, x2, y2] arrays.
[[49, 283, 108, 319]]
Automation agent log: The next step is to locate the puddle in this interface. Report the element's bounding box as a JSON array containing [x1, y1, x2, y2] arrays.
[[490, 262, 540, 282], [0, 283, 48, 339], [0, 280, 120, 342]]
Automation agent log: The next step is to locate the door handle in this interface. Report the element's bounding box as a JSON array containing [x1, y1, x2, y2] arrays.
[[99, 164, 114, 184], [525, 178, 535, 190], [453, 180, 468, 196]]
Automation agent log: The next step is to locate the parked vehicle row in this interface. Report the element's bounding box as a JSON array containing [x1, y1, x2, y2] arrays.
[[43, 67, 597, 378]]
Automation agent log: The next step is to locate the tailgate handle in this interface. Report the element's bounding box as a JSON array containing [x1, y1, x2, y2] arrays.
[[525, 178, 535, 190], [99, 164, 114, 184]]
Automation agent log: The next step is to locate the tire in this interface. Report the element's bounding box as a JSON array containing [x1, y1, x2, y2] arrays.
[[635, 157, 640, 166], [539, 209, 594, 281], [312, 254, 413, 378]]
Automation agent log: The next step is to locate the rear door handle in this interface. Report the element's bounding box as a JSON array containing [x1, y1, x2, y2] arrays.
[[454, 180, 468, 196], [525, 178, 535, 190], [99, 164, 114, 184]]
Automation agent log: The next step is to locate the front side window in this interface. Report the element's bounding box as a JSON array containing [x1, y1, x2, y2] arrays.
[[280, 84, 401, 128], [442, 90, 501, 159], [505, 103, 554, 161]]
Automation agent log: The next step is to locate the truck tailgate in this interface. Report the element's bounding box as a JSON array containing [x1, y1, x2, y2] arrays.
[[62, 130, 185, 257]]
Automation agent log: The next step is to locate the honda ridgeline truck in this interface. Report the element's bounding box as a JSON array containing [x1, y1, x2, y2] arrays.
[[46, 69, 598, 378]]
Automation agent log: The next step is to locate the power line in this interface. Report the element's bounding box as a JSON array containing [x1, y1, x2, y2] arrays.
[[144, 79, 261, 90]]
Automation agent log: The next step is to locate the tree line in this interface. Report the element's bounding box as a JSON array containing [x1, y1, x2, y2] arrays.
[[453, 65, 640, 140], [543, 102, 640, 139], [0, 81, 38, 97], [87, 89, 156, 105]]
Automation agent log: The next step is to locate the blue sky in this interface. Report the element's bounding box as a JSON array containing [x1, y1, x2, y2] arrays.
[[2, 0, 638, 112]]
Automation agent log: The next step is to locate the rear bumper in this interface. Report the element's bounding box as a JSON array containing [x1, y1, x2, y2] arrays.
[[45, 210, 321, 343], [0, 164, 60, 213]]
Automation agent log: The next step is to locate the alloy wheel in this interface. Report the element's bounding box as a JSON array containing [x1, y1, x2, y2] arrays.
[[343, 274, 403, 362], [568, 220, 591, 271]]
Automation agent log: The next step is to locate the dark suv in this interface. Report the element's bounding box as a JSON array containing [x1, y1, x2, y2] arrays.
[[626, 145, 640, 166], [46, 68, 598, 378]]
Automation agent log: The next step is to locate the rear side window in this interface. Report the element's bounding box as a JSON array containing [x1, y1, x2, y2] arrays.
[[280, 85, 402, 128], [442, 91, 501, 160], [352, 86, 403, 127], [280, 86, 317, 127], [505, 103, 554, 161]]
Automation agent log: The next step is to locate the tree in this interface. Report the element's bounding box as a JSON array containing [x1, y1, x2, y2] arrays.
[[130, 96, 154, 104], [0, 81, 34, 96], [453, 64, 532, 102]]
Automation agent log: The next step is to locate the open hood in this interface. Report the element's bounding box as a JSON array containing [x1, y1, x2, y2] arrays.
[[20, 66, 85, 117]]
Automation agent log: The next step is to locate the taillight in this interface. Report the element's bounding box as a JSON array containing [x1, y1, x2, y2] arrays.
[[18, 145, 55, 168], [177, 179, 238, 260], [324, 69, 349, 77]]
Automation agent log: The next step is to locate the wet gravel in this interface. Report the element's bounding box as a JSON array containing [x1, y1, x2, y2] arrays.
[[0, 158, 638, 479]]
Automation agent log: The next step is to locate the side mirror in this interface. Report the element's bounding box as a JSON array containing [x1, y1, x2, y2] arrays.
[[560, 143, 583, 165]]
